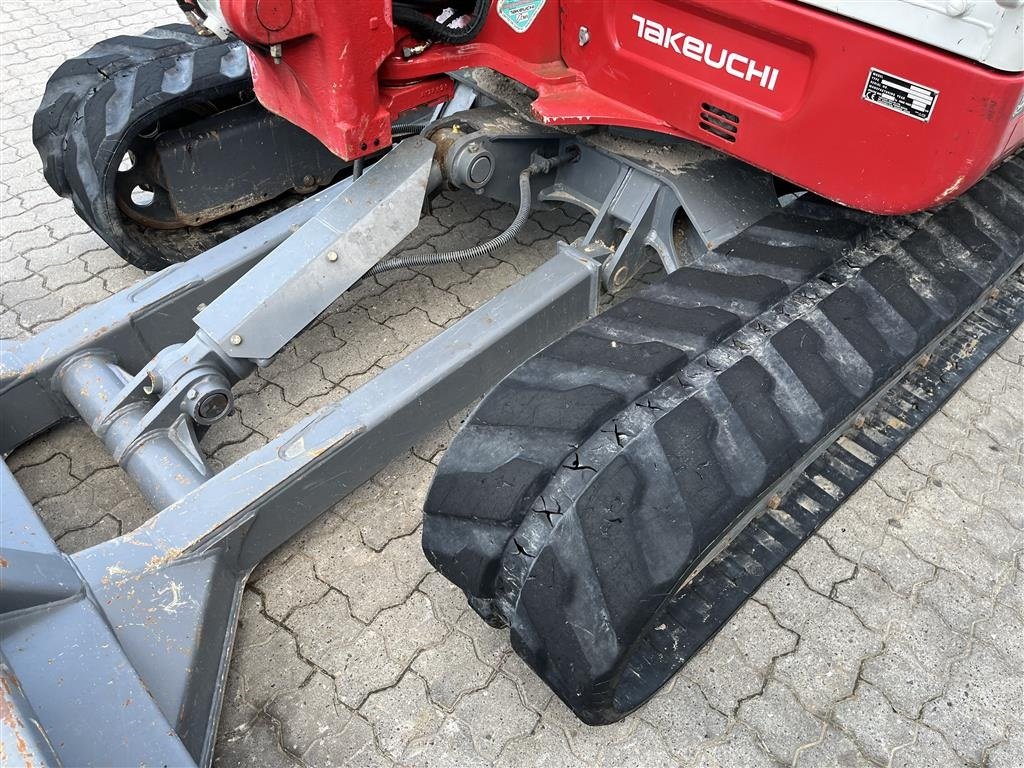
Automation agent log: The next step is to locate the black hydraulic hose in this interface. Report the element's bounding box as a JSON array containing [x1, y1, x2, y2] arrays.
[[391, 122, 426, 137], [368, 153, 571, 275], [393, 0, 491, 45], [175, 0, 205, 19]]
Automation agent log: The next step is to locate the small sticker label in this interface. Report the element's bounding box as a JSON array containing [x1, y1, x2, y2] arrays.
[[497, 0, 546, 33], [862, 69, 938, 122]]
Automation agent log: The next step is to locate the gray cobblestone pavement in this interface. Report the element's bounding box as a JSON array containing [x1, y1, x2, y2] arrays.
[[2, 3, 1023, 766]]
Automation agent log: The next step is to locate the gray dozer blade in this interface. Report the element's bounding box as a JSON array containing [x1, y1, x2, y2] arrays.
[[423, 152, 1024, 724], [0, 137, 603, 768]]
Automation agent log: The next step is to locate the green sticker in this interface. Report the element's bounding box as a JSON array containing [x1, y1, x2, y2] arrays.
[[496, 0, 546, 33]]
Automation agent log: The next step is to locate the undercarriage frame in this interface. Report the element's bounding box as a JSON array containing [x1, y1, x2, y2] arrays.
[[0, 102, 777, 766]]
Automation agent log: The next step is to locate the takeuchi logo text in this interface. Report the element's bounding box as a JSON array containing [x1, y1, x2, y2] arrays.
[[630, 14, 780, 91]]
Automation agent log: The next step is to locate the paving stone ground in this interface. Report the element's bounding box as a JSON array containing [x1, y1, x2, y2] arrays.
[[2, 3, 1022, 766]]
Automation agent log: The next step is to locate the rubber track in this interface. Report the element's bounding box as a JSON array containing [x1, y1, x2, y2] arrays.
[[424, 207, 872, 602], [612, 270, 1024, 714], [423, 152, 1024, 724], [32, 24, 301, 270]]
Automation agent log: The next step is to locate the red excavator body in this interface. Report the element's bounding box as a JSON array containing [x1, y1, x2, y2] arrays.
[[218, 0, 1024, 214]]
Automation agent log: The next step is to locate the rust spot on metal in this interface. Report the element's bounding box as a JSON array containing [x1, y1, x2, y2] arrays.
[[145, 547, 185, 572], [0, 556, 7, 568], [0, 679, 36, 768], [766, 495, 782, 510]]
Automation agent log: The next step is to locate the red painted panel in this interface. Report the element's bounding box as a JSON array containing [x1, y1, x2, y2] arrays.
[[221, 0, 1024, 214]]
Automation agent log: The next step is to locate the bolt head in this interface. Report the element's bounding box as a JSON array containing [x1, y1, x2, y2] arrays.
[[578, 26, 590, 46], [230, 334, 243, 346], [327, 251, 339, 262], [186, 388, 198, 400]]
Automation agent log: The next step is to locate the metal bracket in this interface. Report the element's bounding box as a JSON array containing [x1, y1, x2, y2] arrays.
[[588, 167, 662, 291], [545, 132, 780, 291], [427, 107, 566, 205], [433, 80, 479, 119], [195, 136, 438, 360], [0, 179, 351, 453]]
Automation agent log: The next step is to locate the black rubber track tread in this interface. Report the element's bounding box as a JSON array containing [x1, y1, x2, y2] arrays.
[[610, 271, 1024, 715], [423, 152, 1024, 724], [423, 209, 870, 601], [32, 24, 304, 271]]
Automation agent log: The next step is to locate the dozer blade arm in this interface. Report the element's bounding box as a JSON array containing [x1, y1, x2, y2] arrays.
[[195, 136, 437, 361], [0, 225, 603, 768], [0, 123, 607, 766]]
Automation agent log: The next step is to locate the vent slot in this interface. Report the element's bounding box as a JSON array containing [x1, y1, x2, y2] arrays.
[[699, 102, 739, 143], [701, 103, 739, 122]]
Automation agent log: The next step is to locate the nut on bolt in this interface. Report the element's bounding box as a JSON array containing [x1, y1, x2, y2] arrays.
[[578, 26, 590, 46]]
